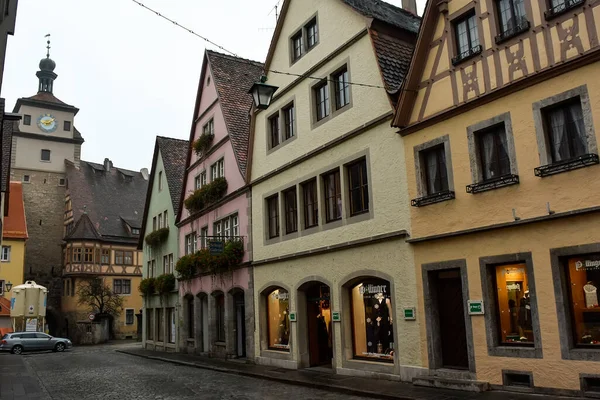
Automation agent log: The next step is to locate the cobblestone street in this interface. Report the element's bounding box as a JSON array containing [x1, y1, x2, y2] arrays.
[[6, 343, 372, 400]]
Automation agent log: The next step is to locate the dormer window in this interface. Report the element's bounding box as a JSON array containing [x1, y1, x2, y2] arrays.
[[452, 11, 482, 65]]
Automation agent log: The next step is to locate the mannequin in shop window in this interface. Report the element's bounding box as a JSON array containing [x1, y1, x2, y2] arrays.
[[518, 290, 532, 341], [277, 308, 290, 346], [371, 292, 393, 354]]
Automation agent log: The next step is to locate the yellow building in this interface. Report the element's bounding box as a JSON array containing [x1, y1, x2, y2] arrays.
[[0, 182, 27, 298], [249, 0, 424, 380], [62, 158, 148, 340], [394, 0, 600, 395]]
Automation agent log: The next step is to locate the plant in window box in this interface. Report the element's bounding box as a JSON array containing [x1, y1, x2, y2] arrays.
[[193, 132, 214, 156], [144, 227, 169, 247], [184, 177, 228, 213], [175, 254, 198, 280], [139, 277, 156, 296], [154, 273, 176, 295], [223, 239, 244, 269]]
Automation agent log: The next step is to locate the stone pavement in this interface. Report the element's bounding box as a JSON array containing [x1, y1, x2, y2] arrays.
[[0, 353, 48, 400], [117, 347, 576, 400]]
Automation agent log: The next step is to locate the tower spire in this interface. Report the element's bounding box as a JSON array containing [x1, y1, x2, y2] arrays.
[[36, 34, 57, 93]]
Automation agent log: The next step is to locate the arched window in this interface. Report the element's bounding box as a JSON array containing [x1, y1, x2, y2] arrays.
[[266, 288, 290, 351], [215, 293, 225, 342], [186, 296, 194, 339], [350, 278, 393, 362]]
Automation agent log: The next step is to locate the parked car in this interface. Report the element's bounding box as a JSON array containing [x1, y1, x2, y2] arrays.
[[0, 332, 73, 354]]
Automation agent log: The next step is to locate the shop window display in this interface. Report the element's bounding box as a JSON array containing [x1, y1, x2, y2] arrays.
[[492, 264, 534, 345], [351, 279, 393, 362], [565, 254, 600, 346], [267, 288, 290, 351]]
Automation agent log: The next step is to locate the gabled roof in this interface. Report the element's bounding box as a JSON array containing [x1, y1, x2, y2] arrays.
[[65, 160, 148, 243], [264, 0, 420, 72], [342, 0, 420, 32], [3, 182, 28, 240], [370, 28, 416, 100], [138, 136, 189, 249], [13, 91, 79, 115], [206, 50, 264, 178]]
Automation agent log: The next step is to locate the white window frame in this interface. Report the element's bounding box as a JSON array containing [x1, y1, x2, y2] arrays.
[[1, 246, 10, 262], [215, 222, 222, 238], [201, 171, 207, 187], [194, 175, 201, 190], [211, 159, 225, 181], [200, 227, 208, 249], [158, 214, 163, 229], [232, 215, 239, 237], [168, 254, 174, 274], [163, 211, 168, 228]]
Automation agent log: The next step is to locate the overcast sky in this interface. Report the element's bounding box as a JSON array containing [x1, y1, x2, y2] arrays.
[[2, 0, 426, 171]]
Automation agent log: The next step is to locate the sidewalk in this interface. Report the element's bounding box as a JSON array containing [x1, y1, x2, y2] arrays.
[[117, 348, 574, 400], [0, 354, 48, 400]]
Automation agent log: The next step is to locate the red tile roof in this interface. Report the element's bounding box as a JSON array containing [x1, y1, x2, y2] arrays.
[[3, 182, 27, 239], [0, 297, 10, 316], [25, 91, 70, 105]]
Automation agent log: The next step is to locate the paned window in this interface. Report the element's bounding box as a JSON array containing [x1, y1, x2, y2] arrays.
[[283, 104, 295, 141], [423, 145, 449, 195], [269, 114, 280, 148], [283, 187, 298, 234], [267, 288, 290, 351], [73, 248, 82, 262], [334, 67, 350, 110], [315, 82, 330, 121], [101, 249, 110, 264], [214, 214, 238, 240], [201, 171, 207, 187], [306, 18, 318, 49], [302, 179, 318, 229], [84, 248, 94, 263], [163, 255, 169, 274], [163, 211, 168, 228], [215, 221, 222, 238], [350, 279, 393, 362], [124, 251, 133, 265], [291, 31, 303, 62], [216, 294, 226, 342], [477, 125, 511, 180], [168, 254, 174, 274], [1, 246, 10, 262], [323, 169, 342, 223], [115, 250, 124, 265], [203, 119, 214, 136], [185, 232, 197, 255], [543, 99, 587, 163], [200, 227, 208, 249], [267, 195, 279, 238], [41, 149, 51, 162], [113, 279, 131, 295], [210, 159, 224, 181], [232, 214, 239, 237], [490, 263, 534, 346], [347, 159, 369, 216], [125, 309, 134, 325], [454, 12, 480, 58], [158, 213, 163, 229], [497, 0, 527, 35]]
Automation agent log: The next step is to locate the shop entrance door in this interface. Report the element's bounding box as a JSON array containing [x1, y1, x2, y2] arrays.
[[201, 296, 209, 352], [305, 284, 332, 367], [234, 292, 246, 358], [434, 269, 469, 369]]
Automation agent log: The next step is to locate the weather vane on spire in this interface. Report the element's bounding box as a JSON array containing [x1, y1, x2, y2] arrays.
[[45, 33, 51, 58]]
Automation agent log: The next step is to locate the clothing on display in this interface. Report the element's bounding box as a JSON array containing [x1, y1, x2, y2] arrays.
[[566, 256, 600, 346], [268, 288, 290, 351]]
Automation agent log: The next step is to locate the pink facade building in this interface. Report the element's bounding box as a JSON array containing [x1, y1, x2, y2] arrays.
[[176, 50, 263, 358]]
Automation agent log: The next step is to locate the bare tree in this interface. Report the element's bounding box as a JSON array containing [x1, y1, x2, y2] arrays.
[[77, 277, 124, 316]]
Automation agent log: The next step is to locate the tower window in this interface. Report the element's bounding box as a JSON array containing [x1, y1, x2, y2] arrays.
[[41, 149, 51, 162], [22, 175, 30, 183], [58, 178, 66, 186], [23, 115, 31, 125], [64, 121, 71, 131]]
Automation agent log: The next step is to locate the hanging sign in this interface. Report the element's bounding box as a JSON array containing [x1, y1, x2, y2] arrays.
[[468, 300, 485, 315], [403, 307, 416, 320], [209, 239, 225, 255], [288, 312, 297, 322], [332, 311, 341, 322]]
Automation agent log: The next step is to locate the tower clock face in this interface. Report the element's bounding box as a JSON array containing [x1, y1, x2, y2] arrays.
[[37, 113, 57, 133]]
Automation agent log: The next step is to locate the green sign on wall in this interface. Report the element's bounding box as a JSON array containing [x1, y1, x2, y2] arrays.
[[468, 300, 485, 315], [403, 307, 416, 320], [332, 312, 341, 322], [289, 312, 297, 322]]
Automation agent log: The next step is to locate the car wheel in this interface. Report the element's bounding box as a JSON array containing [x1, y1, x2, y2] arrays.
[[55, 343, 65, 352], [11, 345, 23, 355]]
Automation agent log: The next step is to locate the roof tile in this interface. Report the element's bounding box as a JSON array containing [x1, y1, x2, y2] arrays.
[[3, 182, 28, 239], [342, 0, 421, 33], [156, 136, 189, 217], [370, 29, 416, 101]]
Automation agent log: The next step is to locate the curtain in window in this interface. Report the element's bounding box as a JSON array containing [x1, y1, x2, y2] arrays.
[[549, 109, 567, 161], [548, 103, 586, 162], [567, 102, 587, 157], [425, 149, 447, 194]]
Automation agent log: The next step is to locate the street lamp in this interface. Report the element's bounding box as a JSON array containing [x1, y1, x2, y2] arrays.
[[4, 281, 12, 292], [249, 75, 278, 110]]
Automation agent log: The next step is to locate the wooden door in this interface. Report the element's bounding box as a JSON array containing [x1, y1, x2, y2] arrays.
[[436, 270, 469, 369]]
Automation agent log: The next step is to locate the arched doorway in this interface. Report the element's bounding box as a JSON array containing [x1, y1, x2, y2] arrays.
[[298, 281, 332, 368], [231, 289, 246, 358]]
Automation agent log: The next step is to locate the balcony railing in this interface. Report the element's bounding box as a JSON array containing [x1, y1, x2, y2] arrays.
[[545, 0, 585, 20], [534, 153, 599, 177], [452, 45, 482, 66], [466, 174, 520, 194], [195, 235, 244, 254], [495, 19, 530, 44], [411, 190, 455, 207]]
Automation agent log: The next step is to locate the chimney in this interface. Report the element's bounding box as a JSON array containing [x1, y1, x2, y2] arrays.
[[103, 158, 112, 172], [402, 0, 418, 15], [140, 168, 149, 180]]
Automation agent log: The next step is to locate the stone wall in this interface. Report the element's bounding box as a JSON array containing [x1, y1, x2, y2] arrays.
[[11, 167, 66, 317]]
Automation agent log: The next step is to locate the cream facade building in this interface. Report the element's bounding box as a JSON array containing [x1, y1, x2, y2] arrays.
[[249, 0, 423, 380]]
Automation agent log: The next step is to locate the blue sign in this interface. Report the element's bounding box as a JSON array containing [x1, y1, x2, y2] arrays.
[[209, 239, 225, 255], [10, 298, 15, 310]]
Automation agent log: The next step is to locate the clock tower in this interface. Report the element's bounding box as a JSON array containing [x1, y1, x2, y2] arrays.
[[10, 41, 84, 332]]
